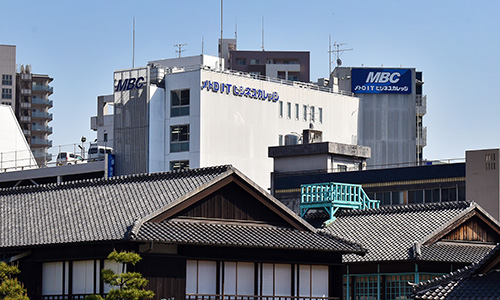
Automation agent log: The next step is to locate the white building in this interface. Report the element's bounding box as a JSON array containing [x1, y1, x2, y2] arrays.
[[0, 105, 37, 171], [93, 55, 361, 189]]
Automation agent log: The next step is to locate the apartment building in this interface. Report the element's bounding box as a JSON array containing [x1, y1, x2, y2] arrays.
[[0, 45, 53, 166]]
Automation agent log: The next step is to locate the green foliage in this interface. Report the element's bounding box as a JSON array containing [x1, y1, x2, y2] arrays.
[[0, 262, 29, 300], [84, 295, 104, 300], [101, 251, 154, 300]]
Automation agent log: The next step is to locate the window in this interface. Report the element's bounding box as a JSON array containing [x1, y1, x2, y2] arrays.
[[353, 275, 378, 300], [249, 59, 260, 65], [303, 105, 307, 121], [310, 106, 315, 122], [319, 107, 323, 123], [385, 274, 414, 300], [288, 72, 299, 81], [287, 102, 291, 119], [2, 88, 12, 99], [170, 160, 189, 171], [171, 89, 190, 117], [279, 135, 283, 146], [103, 133, 108, 143], [2, 74, 12, 85], [277, 71, 286, 80], [236, 58, 246, 65], [295, 103, 299, 120], [170, 125, 189, 152], [279, 101, 283, 118]]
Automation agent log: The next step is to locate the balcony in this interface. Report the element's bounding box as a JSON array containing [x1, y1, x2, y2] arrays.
[[20, 88, 31, 95], [32, 85, 54, 94], [416, 95, 427, 116], [32, 111, 53, 120], [32, 98, 53, 107], [20, 102, 31, 108], [32, 124, 53, 133], [31, 138, 52, 147], [20, 116, 31, 122], [20, 73, 31, 80], [417, 126, 427, 147], [301, 182, 380, 224]]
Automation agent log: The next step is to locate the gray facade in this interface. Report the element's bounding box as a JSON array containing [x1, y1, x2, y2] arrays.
[[332, 67, 426, 168], [113, 67, 150, 175]]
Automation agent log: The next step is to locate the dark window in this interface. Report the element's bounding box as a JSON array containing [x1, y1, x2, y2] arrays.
[[236, 58, 246, 66], [2, 74, 12, 85], [171, 89, 190, 117], [170, 160, 189, 171], [170, 125, 189, 152], [392, 191, 402, 205], [1, 88, 12, 99]]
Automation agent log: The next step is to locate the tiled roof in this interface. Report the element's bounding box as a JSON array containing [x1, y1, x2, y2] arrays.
[[132, 220, 365, 253], [323, 202, 486, 263], [419, 242, 495, 263], [0, 166, 233, 248], [412, 244, 500, 300]]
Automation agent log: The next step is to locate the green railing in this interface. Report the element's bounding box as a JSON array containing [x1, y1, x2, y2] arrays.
[[300, 182, 379, 222]]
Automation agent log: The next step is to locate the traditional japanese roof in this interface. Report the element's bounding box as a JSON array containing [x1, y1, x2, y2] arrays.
[[0, 165, 364, 255], [132, 220, 363, 253], [323, 201, 500, 263], [412, 244, 500, 300]]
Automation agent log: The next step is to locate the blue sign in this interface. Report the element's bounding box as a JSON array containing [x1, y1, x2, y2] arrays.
[[351, 68, 412, 94], [201, 80, 279, 102], [107, 153, 115, 178], [115, 77, 145, 92]]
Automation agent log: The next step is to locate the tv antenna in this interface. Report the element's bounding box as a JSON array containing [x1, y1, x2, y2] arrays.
[[261, 16, 265, 51], [329, 41, 353, 69], [174, 43, 187, 58]]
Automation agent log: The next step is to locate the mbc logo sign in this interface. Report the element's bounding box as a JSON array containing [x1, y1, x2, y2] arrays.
[[115, 77, 145, 92], [365, 72, 401, 84], [351, 68, 411, 94]]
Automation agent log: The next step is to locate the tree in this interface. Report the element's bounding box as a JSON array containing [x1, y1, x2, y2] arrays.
[[100, 251, 154, 300], [0, 261, 29, 300]]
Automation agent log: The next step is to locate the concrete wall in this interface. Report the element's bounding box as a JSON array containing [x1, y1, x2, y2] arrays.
[[332, 67, 417, 167], [466, 149, 500, 220], [113, 67, 150, 175], [198, 70, 359, 189], [0, 45, 16, 109]]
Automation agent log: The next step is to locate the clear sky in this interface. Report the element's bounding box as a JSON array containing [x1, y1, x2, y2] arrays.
[[1, 0, 499, 161]]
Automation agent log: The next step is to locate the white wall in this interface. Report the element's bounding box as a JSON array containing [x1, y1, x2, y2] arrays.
[[198, 70, 359, 189], [0, 105, 37, 170]]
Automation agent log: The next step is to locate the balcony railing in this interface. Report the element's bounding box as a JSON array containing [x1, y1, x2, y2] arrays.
[[32, 124, 53, 133], [301, 182, 379, 223], [31, 138, 53, 147], [417, 126, 427, 147], [20, 88, 31, 95], [20, 102, 31, 108], [32, 98, 53, 107], [186, 294, 339, 300], [32, 111, 53, 119], [32, 85, 54, 93], [416, 95, 427, 116]]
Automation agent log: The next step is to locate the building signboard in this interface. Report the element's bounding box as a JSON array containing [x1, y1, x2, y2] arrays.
[[114, 77, 146, 92], [201, 80, 279, 102], [351, 68, 412, 94]]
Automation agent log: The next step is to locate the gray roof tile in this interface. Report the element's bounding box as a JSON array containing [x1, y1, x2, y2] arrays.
[[133, 220, 365, 253], [413, 244, 500, 299], [0, 166, 232, 248], [322, 202, 486, 262]]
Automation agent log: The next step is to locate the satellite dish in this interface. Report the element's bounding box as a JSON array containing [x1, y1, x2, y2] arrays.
[[337, 58, 342, 66]]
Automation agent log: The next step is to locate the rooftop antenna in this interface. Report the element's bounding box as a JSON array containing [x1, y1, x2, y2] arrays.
[[219, 0, 223, 70], [328, 34, 332, 75], [235, 18, 237, 44], [174, 43, 187, 58], [132, 17, 135, 68], [332, 42, 353, 67], [201, 35, 204, 55], [261, 16, 265, 51]]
